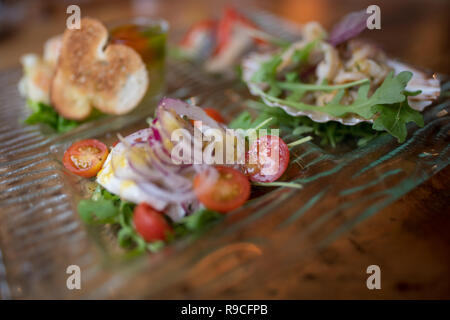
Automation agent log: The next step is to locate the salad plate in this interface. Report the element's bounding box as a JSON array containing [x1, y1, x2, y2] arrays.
[[0, 5, 449, 299]]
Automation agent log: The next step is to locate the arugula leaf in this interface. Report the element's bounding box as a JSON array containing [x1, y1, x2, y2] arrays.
[[57, 115, 79, 132], [228, 111, 260, 130], [78, 198, 119, 223], [147, 240, 166, 253], [79, 185, 223, 254], [25, 99, 104, 133], [372, 99, 424, 143], [181, 209, 223, 231], [291, 40, 317, 65], [251, 55, 282, 83], [174, 209, 223, 237], [276, 77, 369, 92], [92, 185, 120, 202], [292, 125, 314, 135], [251, 41, 317, 86], [231, 99, 379, 148], [257, 71, 413, 120], [253, 181, 303, 189], [117, 226, 137, 248], [25, 100, 80, 133], [285, 72, 299, 83], [79, 186, 152, 256]]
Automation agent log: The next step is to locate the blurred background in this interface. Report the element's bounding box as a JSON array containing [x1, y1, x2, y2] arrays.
[[0, 0, 449, 74]]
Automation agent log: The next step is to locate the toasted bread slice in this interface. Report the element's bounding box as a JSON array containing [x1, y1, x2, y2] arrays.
[[51, 17, 148, 120]]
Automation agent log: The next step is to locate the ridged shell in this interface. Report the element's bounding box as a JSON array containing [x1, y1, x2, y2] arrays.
[[242, 52, 440, 125]]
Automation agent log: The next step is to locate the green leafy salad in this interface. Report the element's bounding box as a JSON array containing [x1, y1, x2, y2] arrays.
[[78, 185, 223, 256], [244, 43, 425, 143], [25, 100, 81, 133], [241, 14, 439, 144], [24, 100, 104, 133], [229, 99, 381, 148], [60, 11, 440, 258]]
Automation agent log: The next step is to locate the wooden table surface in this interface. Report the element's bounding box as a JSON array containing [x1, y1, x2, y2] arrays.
[[0, 0, 448, 299]]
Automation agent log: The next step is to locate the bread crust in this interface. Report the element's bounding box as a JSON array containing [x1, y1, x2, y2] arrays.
[[51, 17, 148, 120]]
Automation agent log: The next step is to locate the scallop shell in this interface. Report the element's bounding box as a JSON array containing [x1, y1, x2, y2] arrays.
[[242, 52, 441, 125]]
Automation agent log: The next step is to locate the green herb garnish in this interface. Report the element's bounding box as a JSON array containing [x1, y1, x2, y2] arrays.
[[173, 208, 224, 238], [252, 181, 303, 189], [251, 70, 423, 143], [251, 40, 317, 84], [78, 185, 223, 255], [372, 90, 424, 143], [230, 99, 380, 148], [24, 99, 103, 133], [25, 100, 80, 133]]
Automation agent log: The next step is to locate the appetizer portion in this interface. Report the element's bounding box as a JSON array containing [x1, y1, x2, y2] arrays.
[[52, 17, 148, 120], [19, 17, 167, 132], [70, 98, 303, 254], [178, 6, 268, 74], [242, 10, 440, 142]]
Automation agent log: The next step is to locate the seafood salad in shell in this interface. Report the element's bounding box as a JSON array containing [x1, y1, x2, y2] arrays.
[[242, 13, 440, 127]]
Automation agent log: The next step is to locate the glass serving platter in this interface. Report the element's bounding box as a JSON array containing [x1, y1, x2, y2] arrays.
[[0, 6, 449, 299]]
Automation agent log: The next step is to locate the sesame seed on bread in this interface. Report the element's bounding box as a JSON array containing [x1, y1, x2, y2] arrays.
[[51, 17, 149, 120]]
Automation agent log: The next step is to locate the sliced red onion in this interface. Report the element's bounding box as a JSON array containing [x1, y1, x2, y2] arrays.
[[159, 97, 222, 129], [132, 140, 194, 190], [128, 157, 165, 182], [107, 99, 228, 209], [128, 152, 193, 193], [328, 10, 370, 46], [151, 127, 162, 142], [181, 202, 190, 213], [113, 134, 182, 188], [153, 141, 178, 166], [155, 106, 186, 144], [138, 181, 197, 203]]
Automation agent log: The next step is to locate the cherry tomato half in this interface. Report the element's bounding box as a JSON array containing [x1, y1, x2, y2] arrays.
[[189, 108, 225, 125], [133, 203, 173, 242], [193, 166, 250, 213], [63, 139, 109, 178], [204, 108, 225, 123], [245, 135, 290, 183]]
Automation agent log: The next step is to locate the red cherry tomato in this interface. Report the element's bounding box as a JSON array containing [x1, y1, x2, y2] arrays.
[[189, 108, 225, 125], [63, 139, 109, 178], [204, 108, 225, 123], [245, 135, 290, 183], [193, 166, 250, 213], [133, 203, 173, 242]]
